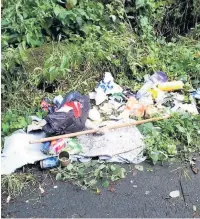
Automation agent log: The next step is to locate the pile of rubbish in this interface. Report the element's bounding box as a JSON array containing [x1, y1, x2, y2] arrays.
[[1, 72, 199, 175]]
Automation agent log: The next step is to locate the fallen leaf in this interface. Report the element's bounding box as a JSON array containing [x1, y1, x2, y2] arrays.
[[96, 188, 101, 195], [191, 166, 199, 174], [135, 165, 144, 171], [169, 190, 180, 198], [102, 180, 109, 188], [6, 195, 11, 203], [108, 186, 115, 192]]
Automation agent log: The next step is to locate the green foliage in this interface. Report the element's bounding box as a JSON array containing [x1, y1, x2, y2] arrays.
[[138, 113, 200, 164], [2, 0, 119, 48], [55, 161, 126, 191], [1, 0, 200, 166], [1, 173, 36, 197], [1, 109, 46, 145]]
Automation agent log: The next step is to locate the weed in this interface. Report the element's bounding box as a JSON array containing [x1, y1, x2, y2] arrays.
[[54, 161, 126, 191], [138, 113, 200, 164], [1, 173, 36, 197]]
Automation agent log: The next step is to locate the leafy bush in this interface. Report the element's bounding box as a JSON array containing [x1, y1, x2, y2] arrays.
[[139, 114, 200, 164]]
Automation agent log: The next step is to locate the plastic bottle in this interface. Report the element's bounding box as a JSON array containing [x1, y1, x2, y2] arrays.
[[136, 71, 168, 99], [158, 81, 184, 91]]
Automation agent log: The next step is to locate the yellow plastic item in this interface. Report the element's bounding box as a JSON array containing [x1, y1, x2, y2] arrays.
[[158, 81, 184, 91]]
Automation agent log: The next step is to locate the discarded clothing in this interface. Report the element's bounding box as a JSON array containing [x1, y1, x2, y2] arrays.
[[43, 91, 90, 135]]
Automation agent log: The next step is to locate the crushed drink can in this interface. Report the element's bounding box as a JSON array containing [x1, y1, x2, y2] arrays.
[[40, 157, 60, 169], [49, 139, 66, 155]]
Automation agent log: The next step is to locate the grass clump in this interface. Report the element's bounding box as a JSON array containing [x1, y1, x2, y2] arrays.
[[1, 173, 36, 197]]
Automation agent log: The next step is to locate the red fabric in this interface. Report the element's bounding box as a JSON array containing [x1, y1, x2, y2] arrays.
[[63, 102, 82, 118]]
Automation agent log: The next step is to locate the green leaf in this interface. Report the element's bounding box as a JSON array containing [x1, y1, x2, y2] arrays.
[[135, 165, 144, 171], [102, 180, 109, 188], [56, 173, 62, 180], [176, 125, 185, 133], [187, 133, 192, 145], [67, 164, 74, 171], [136, 0, 145, 9], [60, 56, 68, 69]]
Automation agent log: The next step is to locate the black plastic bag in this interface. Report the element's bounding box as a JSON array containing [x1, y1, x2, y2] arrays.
[[43, 92, 90, 135]]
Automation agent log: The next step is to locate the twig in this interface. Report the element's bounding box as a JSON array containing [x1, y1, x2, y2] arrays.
[[179, 169, 188, 206]]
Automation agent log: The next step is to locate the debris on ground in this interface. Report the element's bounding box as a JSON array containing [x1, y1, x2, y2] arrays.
[[169, 190, 180, 198], [192, 88, 200, 100], [190, 160, 199, 174], [134, 165, 144, 171], [43, 91, 90, 135], [1, 130, 50, 175], [1, 72, 199, 175]]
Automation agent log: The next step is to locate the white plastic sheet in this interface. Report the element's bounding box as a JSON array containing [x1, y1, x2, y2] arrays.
[[1, 130, 50, 175]]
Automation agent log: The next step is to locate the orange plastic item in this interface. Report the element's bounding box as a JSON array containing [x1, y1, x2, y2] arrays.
[[158, 81, 184, 91], [125, 97, 145, 117]]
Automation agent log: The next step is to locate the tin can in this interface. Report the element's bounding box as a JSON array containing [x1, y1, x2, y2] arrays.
[[40, 157, 60, 169], [59, 151, 71, 167], [49, 139, 66, 155]]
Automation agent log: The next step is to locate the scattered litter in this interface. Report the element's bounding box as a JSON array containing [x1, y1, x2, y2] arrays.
[[53, 95, 63, 108], [192, 88, 200, 100], [136, 71, 168, 99], [193, 205, 197, 212], [1, 130, 50, 175], [133, 185, 137, 188], [6, 195, 11, 203], [59, 151, 71, 167], [27, 119, 46, 133], [40, 157, 60, 169], [43, 91, 90, 135], [76, 120, 146, 164], [135, 164, 144, 171], [88, 107, 101, 121], [158, 81, 184, 91], [171, 102, 198, 115], [130, 180, 133, 183], [190, 160, 199, 174], [39, 185, 45, 194], [169, 190, 180, 198], [2, 71, 199, 175], [54, 186, 58, 189], [49, 139, 66, 155], [94, 72, 123, 105], [125, 97, 146, 117], [145, 191, 150, 195]]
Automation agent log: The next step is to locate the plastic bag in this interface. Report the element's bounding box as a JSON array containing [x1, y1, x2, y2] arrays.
[[43, 92, 90, 135]]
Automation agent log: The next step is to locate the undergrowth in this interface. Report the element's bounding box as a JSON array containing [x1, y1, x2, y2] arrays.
[[1, 173, 36, 197], [138, 113, 200, 164], [1, 0, 200, 164]]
